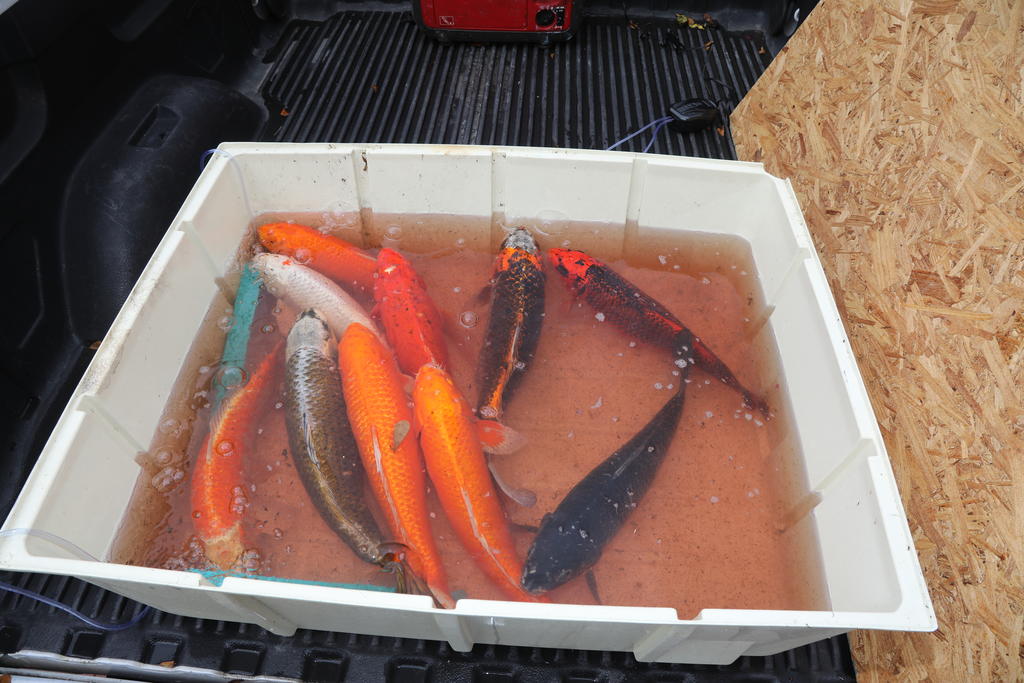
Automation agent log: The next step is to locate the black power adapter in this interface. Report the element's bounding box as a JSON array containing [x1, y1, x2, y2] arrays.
[[667, 98, 722, 133]]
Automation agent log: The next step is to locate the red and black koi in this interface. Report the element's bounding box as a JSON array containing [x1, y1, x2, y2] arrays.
[[548, 248, 770, 417]]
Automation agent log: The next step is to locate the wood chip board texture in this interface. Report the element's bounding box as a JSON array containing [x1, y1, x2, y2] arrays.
[[730, 0, 1024, 679]]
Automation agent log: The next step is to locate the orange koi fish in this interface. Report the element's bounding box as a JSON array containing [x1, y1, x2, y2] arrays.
[[338, 323, 454, 608], [191, 341, 283, 569], [412, 364, 547, 603], [373, 248, 449, 375], [258, 222, 378, 293]]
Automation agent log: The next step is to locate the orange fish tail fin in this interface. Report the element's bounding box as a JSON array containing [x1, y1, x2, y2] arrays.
[[202, 523, 245, 570], [476, 419, 535, 507], [476, 419, 527, 455]]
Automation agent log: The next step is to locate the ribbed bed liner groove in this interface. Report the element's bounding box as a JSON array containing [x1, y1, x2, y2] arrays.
[[261, 11, 771, 158]]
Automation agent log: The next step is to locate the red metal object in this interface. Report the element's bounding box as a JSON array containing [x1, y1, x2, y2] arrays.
[[414, 0, 580, 43]]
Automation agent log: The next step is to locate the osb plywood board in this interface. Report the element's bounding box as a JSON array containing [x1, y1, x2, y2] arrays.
[[731, 0, 1024, 679]]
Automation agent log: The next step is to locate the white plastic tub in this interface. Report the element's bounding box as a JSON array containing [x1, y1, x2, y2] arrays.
[[0, 143, 934, 664]]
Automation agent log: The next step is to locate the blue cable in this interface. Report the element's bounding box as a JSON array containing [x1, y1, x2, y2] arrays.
[[199, 147, 219, 173], [642, 118, 673, 154], [606, 116, 673, 152], [0, 579, 151, 632]]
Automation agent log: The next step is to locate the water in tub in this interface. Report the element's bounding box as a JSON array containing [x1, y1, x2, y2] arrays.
[[110, 213, 830, 616]]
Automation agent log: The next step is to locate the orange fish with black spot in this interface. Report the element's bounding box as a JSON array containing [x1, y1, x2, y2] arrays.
[[373, 248, 449, 375], [258, 222, 378, 293], [190, 341, 283, 569], [338, 322, 454, 608], [413, 363, 548, 603]]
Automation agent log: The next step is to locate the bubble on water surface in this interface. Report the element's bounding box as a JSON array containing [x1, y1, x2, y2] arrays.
[[535, 209, 569, 236], [151, 466, 185, 492], [230, 486, 249, 514], [217, 365, 247, 391], [459, 311, 478, 328], [319, 200, 359, 231], [382, 225, 403, 248], [217, 315, 234, 332], [159, 418, 182, 437], [239, 549, 261, 573], [154, 448, 178, 466]]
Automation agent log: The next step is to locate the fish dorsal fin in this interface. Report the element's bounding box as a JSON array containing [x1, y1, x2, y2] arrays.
[[392, 420, 411, 451]]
